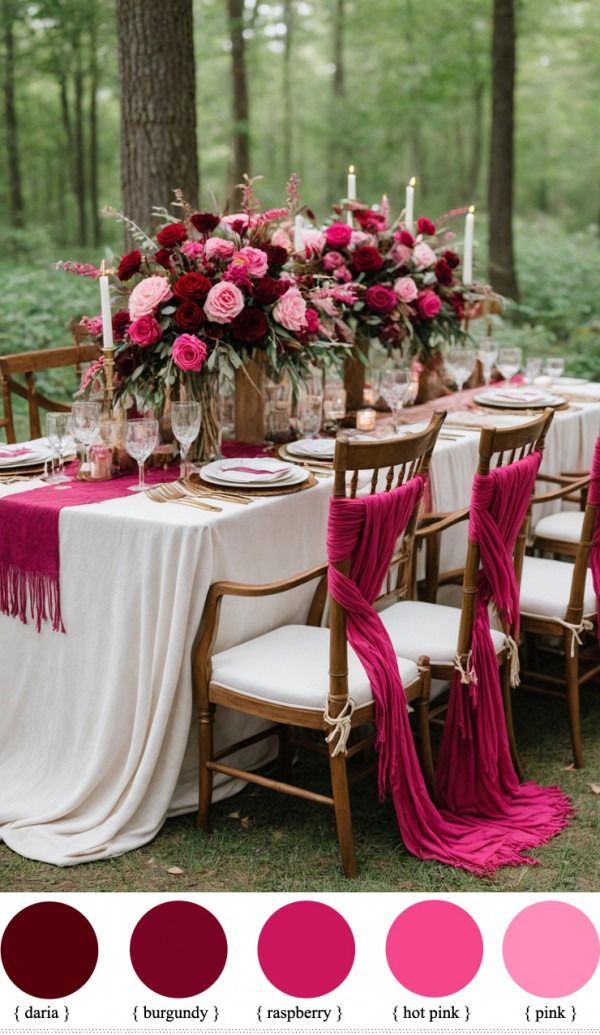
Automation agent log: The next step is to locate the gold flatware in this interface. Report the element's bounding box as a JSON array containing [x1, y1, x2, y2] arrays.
[[173, 496, 222, 513]]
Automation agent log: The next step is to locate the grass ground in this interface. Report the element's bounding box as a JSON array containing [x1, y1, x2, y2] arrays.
[[1, 685, 599, 893]]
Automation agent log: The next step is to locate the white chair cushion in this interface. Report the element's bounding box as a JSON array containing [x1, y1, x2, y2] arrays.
[[211, 624, 420, 710], [379, 600, 507, 665], [533, 510, 584, 544], [520, 555, 596, 619]]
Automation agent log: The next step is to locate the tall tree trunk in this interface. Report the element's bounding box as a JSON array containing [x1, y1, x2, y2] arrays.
[[404, 0, 426, 193], [74, 44, 88, 246], [328, 0, 346, 199], [117, 0, 199, 233], [488, 0, 519, 300], [282, 0, 293, 177], [2, 0, 25, 227], [467, 77, 484, 201], [226, 0, 250, 206], [89, 9, 100, 245]]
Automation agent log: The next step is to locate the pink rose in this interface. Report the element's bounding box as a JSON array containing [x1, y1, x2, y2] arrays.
[[181, 240, 205, 260], [302, 228, 326, 256], [172, 334, 208, 372], [79, 315, 103, 336], [128, 315, 162, 347], [205, 237, 236, 262], [271, 228, 293, 253], [413, 242, 437, 269], [237, 246, 269, 277], [334, 265, 352, 282], [325, 223, 352, 248], [273, 286, 307, 331], [128, 275, 172, 319], [392, 243, 413, 265], [417, 289, 443, 319], [220, 212, 250, 232], [203, 281, 245, 323], [350, 230, 372, 249], [322, 250, 345, 270], [394, 276, 419, 303]]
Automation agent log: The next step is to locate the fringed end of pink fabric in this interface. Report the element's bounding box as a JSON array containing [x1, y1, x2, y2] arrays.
[[0, 562, 64, 633]]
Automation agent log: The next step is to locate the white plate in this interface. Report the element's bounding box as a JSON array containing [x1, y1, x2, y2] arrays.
[[473, 388, 564, 409], [286, 438, 335, 459], [554, 377, 588, 386], [0, 446, 51, 468], [201, 457, 309, 489]]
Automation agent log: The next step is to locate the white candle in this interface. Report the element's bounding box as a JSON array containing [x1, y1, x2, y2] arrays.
[[356, 408, 376, 432], [405, 176, 416, 234], [99, 264, 114, 351], [347, 164, 356, 226], [463, 205, 475, 286], [293, 214, 304, 254]]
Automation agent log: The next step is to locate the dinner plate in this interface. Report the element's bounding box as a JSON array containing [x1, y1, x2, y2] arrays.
[[0, 446, 51, 468], [473, 388, 565, 409], [201, 457, 309, 489], [286, 438, 336, 460], [552, 377, 589, 386]]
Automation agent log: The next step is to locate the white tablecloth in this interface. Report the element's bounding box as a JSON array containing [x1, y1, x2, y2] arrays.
[[1, 399, 599, 865]]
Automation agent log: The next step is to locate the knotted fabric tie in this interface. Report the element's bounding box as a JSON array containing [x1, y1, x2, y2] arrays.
[[324, 696, 356, 756]]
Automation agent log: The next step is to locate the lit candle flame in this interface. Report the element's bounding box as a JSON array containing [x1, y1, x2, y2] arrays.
[[409, 177, 416, 187], [469, 205, 475, 213], [349, 165, 355, 174]]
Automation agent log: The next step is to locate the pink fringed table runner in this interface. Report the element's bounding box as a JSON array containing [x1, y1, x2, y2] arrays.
[[0, 441, 271, 634]]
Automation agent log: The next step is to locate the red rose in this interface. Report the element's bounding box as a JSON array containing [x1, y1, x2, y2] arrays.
[[417, 289, 443, 319], [115, 346, 140, 377], [398, 230, 415, 247], [231, 307, 269, 343], [352, 245, 384, 272], [117, 249, 142, 281], [190, 212, 220, 234], [154, 248, 174, 270], [325, 222, 352, 248], [174, 301, 205, 331], [417, 217, 436, 237], [265, 244, 288, 268], [204, 321, 224, 340], [365, 285, 397, 314], [156, 222, 187, 247], [304, 307, 320, 333], [449, 292, 465, 320], [112, 309, 130, 341], [354, 209, 387, 233], [173, 272, 211, 301], [434, 258, 454, 287], [128, 315, 162, 347], [253, 276, 289, 305], [443, 249, 461, 269]]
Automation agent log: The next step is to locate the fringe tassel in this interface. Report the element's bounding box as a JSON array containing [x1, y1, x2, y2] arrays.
[[0, 562, 64, 633]]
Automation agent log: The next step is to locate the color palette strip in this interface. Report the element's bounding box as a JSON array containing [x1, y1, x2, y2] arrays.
[[0, 897, 598, 1001]]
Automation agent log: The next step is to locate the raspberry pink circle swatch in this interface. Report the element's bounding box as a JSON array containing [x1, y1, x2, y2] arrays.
[[258, 900, 355, 997]]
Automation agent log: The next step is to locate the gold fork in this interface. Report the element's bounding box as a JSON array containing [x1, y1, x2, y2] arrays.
[[173, 496, 222, 513]]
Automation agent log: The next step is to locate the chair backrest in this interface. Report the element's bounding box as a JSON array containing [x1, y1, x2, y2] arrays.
[[456, 408, 554, 656], [328, 412, 446, 705], [559, 435, 600, 625], [0, 343, 100, 443]]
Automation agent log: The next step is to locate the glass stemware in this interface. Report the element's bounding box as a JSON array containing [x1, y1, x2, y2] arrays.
[[477, 339, 498, 385], [445, 346, 475, 391], [297, 392, 323, 438], [497, 346, 522, 383], [125, 418, 159, 491], [524, 356, 543, 385], [46, 412, 72, 482], [71, 401, 101, 471], [378, 368, 410, 433], [323, 382, 347, 431], [545, 356, 565, 383], [171, 400, 201, 479]]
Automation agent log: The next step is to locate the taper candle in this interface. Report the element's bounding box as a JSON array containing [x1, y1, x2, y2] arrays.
[[463, 205, 475, 286], [405, 177, 416, 234], [347, 165, 356, 227], [293, 214, 304, 254], [99, 261, 114, 351]]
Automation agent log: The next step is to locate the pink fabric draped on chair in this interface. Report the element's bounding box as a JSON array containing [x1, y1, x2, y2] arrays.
[[586, 438, 600, 638], [327, 455, 572, 876]]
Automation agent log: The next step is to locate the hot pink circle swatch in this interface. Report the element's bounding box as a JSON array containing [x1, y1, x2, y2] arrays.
[[258, 901, 355, 997], [503, 901, 599, 997], [386, 900, 483, 997]]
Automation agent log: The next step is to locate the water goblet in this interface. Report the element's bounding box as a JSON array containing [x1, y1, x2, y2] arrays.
[[477, 339, 498, 385], [323, 383, 347, 430], [71, 400, 101, 471], [46, 412, 72, 482], [297, 393, 323, 438], [545, 356, 565, 383], [497, 346, 522, 383], [445, 346, 475, 391], [125, 418, 159, 491], [171, 400, 201, 479], [378, 368, 410, 433], [524, 356, 543, 385]]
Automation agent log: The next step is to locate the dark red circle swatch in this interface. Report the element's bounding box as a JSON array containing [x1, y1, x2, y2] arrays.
[[130, 901, 227, 998], [1, 901, 98, 999]]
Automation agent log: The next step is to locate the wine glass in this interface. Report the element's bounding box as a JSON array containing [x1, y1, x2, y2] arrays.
[[171, 400, 201, 479], [378, 368, 410, 433], [46, 412, 72, 482], [477, 339, 498, 385], [71, 401, 101, 470], [545, 356, 565, 383], [497, 346, 522, 383], [445, 346, 475, 391], [297, 393, 323, 438], [323, 382, 346, 430], [125, 418, 159, 491], [524, 356, 543, 385]]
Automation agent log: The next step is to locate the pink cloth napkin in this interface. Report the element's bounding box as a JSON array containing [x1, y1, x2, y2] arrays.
[[220, 465, 287, 475], [0, 447, 33, 458]]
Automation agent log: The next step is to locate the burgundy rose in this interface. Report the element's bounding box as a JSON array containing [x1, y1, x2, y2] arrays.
[[173, 272, 212, 301], [352, 245, 384, 273], [417, 217, 436, 236], [204, 321, 225, 340], [231, 307, 269, 343], [117, 249, 142, 281], [304, 307, 319, 333], [115, 346, 139, 377], [128, 315, 162, 347], [156, 222, 187, 247], [325, 222, 352, 249], [175, 301, 205, 331], [253, 276, 289, 305], [365, 285, 397, 314], [154, 248, 174, 270], [442, 249, 461, 269], [379, 321, 403, 344], [229, 218, 247, 236], [434, 258, 454, 287], [449, 292, 465, 320], [265, 244, 288, 268], [355, 209, 387, 233], [417, 289, 443, 319], [190, 212, 220, 234], [398, 230, 415, 247], [112, 309, 130, 341]]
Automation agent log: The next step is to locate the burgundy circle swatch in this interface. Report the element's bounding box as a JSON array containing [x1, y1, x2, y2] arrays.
[[386, 900, 483, 997], [258, 901, 355, 998], [503, 901, 599, 997], [130, 901, 227, 998], [1, 901, 98, 999]]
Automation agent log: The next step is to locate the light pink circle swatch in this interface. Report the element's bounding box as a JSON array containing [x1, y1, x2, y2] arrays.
[[258, 901, 355, 998], [386, 900, 483, 997], [503, 901, 599, 997]]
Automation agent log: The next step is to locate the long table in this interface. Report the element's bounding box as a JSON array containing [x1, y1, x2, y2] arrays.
[[1, 391, 600, 865]]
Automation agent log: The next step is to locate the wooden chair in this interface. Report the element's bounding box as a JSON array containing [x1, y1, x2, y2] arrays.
[[531, 472, 589, 558], [0, 342, 99, 443], [519, 468, 599, 769], [376, 410, 555, 772], [192, 412, 445, 878]]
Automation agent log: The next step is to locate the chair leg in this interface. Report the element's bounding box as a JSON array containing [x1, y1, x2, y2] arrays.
[[501, 657, 522, 779], [328, 750, 357, 878], [197, 704, 215, 830], [414, 698, 436, 802], [564, 633, 584, 769], [277, 723, 293, 782]]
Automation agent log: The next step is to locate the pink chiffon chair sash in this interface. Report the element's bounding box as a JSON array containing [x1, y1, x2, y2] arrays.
[[586, 438, 600, 637]]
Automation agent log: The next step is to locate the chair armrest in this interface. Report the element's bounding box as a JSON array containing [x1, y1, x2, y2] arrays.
[[531, 476, 589, 506], [415, 507, 470, 539], [209, 563, 327, 602]]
